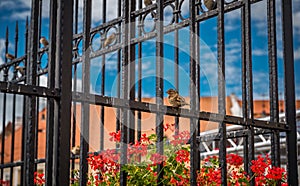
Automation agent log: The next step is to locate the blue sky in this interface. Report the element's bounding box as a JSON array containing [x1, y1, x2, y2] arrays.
[[0, 0, 299, 103]]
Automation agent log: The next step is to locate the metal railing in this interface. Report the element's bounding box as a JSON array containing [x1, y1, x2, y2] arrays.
[[0, 0, 298, 185]]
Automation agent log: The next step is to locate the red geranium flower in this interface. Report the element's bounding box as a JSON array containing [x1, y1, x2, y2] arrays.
[[175, 149, 190, 163]]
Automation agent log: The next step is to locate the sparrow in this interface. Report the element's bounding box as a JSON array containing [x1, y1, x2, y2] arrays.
[[5, 53, 15, 60], [103, 33, 116, 48], [16, 66, 25, 76], [144, 0, 153, 6], [166, 89, 189, 107], [204, 0, 216, 11], [71, 145, 80, 155], [144, 0, 157, 18], [40, 36, 49, 47]]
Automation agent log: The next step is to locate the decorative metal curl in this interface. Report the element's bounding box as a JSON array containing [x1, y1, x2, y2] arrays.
[[141, 11, 157, 34]]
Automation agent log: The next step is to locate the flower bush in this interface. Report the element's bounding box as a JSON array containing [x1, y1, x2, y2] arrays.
[[250, 155, 287, 186], [82, 125, 287, 186], [31, 124, 287, 186]]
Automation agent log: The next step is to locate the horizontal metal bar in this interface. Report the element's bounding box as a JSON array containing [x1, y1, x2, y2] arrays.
[[0, 158, 45, 169], [0, 161, 23, 169], [72, 92, 288, 131], [72, 17, 122, 40], [198, 128, 273, 142], [91, 17, 122, 34], [0, 56, 27, 70], [4, 68, 50, 84], [0, 81, 60, 98], [0, 47, 49, 70]]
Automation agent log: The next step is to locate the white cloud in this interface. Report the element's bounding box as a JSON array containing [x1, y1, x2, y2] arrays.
[[225, 39, 241, 63], [252, 49, 267, 56], [10, 11, 30, 20], [0, 1, 16, 10], [224, 9, 241, 32]]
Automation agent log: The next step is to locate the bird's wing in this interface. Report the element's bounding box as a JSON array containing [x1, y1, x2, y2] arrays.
[[177, 95, 190, 105], [175, 95, 185, 103]]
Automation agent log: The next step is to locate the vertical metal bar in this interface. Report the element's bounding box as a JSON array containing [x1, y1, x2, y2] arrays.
[[45, 0, 57, 185], [120, 0, 130, 184], [38, 0, 43, 49], [100, 0, 107, 151], [217, 0, 227, 185], [244, 1, 254, 184], [281, 0, 298, 185], [189, 0, 200, 184], [1, 26, 8, 181], [156, 0, 164, 185], [71, 0, 78, 181], [23, 0, 39, 183], [116, 0, 122, 145], [79, 0, 91, 185], [52, 0, 73, 184], [9, 21, 19, 186], [241, 2, 249, 174], [137, 0, 142, 141], [128, 0, 136, 144], [195, 0, 201, 178], [21, 17, 29, 186], [174, 0, 179, 133], [34, 0, 43, 172], [267, 0, 280, 167]]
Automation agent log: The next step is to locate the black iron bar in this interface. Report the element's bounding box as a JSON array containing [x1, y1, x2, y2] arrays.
[[244, 1, 255, 185], [115, 0, 122, 146], [0, 56, 27, 70], [197, 128, 274, 142], [45, 0, 57, 184], [217, 0, 227, 185], [174, 0, 179, 134], [34, 0, 43, 173], [137, 0, 142, 142], [189, 0, 200, 184], [120, 0, 130, 184], [155, 0, 164, 185], [195, 0, 201, 181], [267, 0, 280, 167], [0, 158, 46, 169], [241, 2, 249, 174], [71, 0, 78, 182], [79, 0, 91, 185], [0, 82, 60, 98], [23, 0, 39, 183], [20, 17, 29, 186], [128, 0, 136, 145], [1, 26, 9, 182], [52, 0, 73, 184], [281, 0, 298, 185], [100, 0, 107, 151]]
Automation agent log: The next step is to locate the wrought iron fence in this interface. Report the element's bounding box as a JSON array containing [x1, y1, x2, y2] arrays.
[[0, 0, 298, 185]]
